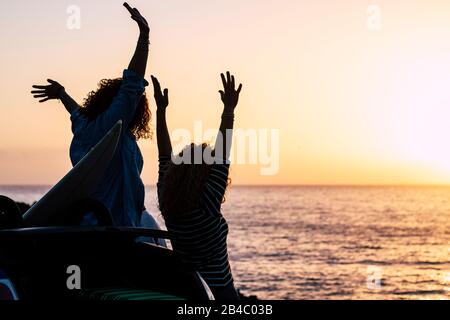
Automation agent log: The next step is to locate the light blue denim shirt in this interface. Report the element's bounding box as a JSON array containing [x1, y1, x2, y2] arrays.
[[69, 69, 149, 227]]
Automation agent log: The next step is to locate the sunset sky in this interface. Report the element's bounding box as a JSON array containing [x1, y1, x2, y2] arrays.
[[1, 0, 450, 185]]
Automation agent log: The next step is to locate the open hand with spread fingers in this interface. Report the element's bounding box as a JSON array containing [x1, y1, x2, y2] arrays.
[[31, 79, 65, 103], [219, 71, 242, 112]]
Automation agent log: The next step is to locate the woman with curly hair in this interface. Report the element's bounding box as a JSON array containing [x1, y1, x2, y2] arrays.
[[30, 3, 154, 228], [151, 72, 243, 300]]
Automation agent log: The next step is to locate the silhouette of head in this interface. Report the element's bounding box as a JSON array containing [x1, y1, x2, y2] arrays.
[[81, 78, 152, 140], [159, 143, 230, 221]]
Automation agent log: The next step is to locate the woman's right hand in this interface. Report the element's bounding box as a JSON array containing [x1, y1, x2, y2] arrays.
[[124, 2, 150, 35], [151, 75, 169, 110], [31, 79, 65, 103]]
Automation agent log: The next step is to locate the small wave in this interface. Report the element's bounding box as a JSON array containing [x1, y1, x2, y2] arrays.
[[354, 259, 450, 266], [325, 291, 355, 297], [348, 259, 392, 266], [400, 279, 436, 285], [414, 261, 450, 266], [342, 245, 383, 250], [417, 266, 443, 271], [389, 290, 446, 296]]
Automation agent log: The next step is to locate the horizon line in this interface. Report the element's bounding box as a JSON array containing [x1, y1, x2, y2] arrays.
[[1, 183, 450, 188]]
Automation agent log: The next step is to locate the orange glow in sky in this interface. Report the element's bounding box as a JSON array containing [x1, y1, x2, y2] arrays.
[[1, 0, 450, 185]]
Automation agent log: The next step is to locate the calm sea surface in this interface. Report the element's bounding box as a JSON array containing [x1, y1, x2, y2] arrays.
[[1, 185, 449, 300]]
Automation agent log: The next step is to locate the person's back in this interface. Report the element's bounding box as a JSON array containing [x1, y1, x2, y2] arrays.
[[152, 72, 243, 300], [32, 3, 151, 227], [69, 71, 148, 226], [158, 154, 238, 299]]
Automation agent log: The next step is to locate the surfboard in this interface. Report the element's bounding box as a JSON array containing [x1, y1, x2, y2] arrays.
[[23, 121, 122, 227]]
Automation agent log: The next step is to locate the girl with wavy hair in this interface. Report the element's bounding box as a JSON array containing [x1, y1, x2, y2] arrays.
[[31, 3, 154, 228], [151, 72, 243, 300]]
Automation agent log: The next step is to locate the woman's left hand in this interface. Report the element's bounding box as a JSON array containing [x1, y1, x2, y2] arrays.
[[123, 2, 150, 35], [219, 71, 242, 112]]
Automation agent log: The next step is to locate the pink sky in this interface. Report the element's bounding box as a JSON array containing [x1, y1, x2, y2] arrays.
[[1, 0, 450, 185]]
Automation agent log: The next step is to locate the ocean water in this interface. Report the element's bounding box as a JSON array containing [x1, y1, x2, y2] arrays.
[[0, 185, 449, 300]]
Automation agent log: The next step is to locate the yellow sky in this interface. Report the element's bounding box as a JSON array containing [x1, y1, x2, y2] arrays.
[[1, 0, 450, 185]]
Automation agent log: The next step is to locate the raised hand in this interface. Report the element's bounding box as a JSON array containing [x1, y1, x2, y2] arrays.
[[219, 71, 242, 111], [153, 76, 172, 156], [151, 75, 169, 110], [123, 2, 150, 35], [31, 79, 65, 103]]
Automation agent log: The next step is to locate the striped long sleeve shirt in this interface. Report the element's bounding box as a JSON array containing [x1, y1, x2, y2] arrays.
[[157, 156, 235, 291]]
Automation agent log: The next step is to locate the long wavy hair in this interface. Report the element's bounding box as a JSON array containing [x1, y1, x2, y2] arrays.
[[159, 143, 231, 222], [80, 78, 152, 140]]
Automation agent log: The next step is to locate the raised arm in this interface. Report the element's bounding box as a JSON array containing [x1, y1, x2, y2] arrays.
[[31, 79, 80, 114], [124, 2, 149, 78], [151, 76, 172, 157], [216, 71, 242, 162], [86, 3, 150, 133]]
